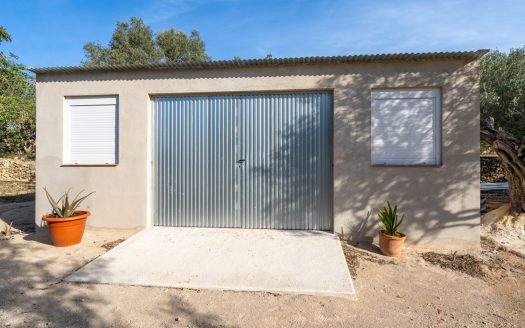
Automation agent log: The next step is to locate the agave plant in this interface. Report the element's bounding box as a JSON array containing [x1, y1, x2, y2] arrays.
[[44, 188, 94, 218], [377, 201, 405, 237]]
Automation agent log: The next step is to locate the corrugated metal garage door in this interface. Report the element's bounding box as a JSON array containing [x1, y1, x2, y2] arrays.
[[153, 92, 332, 230]]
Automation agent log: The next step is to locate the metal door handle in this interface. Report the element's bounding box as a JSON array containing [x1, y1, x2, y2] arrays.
[[237, 159, 246, 165]]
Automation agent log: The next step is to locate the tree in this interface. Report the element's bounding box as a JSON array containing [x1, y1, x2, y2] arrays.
[[0, 96, 35, 154], [480, 48, 525, 213], [0, 26, 12, 43], [83, 17, 160, 66], [0, 26, 36, 155], [156, 29, 209, 63], [0, 27, 33, 97], [82, 17, 209, 66]]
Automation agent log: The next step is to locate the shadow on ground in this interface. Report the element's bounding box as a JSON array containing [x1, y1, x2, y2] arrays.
[[0, 181, 36, 232], [0, 236, 109, 326], [1, 230, 231, 327]]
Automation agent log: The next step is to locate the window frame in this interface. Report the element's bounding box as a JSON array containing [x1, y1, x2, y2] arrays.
[[370, 88, 442, 167], [62, 95, 119, 167]]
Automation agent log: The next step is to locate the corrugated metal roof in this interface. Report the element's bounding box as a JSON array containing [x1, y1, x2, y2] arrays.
[[29, 50, 489, 74]]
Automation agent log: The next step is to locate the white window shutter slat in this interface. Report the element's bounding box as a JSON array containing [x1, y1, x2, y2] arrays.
[[371, 89, 440, 165], [64, 96, 118, 165]]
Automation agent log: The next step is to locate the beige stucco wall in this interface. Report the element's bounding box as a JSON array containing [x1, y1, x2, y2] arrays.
[[35, 59, 480, 249]]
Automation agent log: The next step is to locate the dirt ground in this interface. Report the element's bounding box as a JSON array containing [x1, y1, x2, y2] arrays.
[[481, 204, 525, 257], [1, 185, 524, 327]]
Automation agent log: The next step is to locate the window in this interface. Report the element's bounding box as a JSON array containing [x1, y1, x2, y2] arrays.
[[64, 96, 118, 165], [371, 89, 441, 166]]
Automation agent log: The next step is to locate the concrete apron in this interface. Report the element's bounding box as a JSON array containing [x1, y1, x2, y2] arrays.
[[66, 227, 355, 298]]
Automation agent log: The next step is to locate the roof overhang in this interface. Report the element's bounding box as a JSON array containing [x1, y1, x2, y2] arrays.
[[28, 49, 489, 75]]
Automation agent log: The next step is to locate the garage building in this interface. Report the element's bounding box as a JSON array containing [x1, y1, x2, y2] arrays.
[[31, 50, 486, 249]]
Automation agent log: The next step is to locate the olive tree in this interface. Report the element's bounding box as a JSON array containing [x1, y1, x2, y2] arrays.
[[82, 17, 209, 66], [480, 48, 525, 213], [0, 26, 35, 155]]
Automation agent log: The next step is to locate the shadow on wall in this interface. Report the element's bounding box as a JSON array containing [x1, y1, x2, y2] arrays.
[[322, 61, 480, 245], [35, 60, 480, 246], [244, 62, 479, 245], [250, 106, 331, 231]]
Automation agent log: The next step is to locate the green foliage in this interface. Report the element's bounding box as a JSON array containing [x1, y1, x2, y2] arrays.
[[44, 188, 95, 218], [0, 96, 35, 154], [0, 26, 36, 155], [157, 29, 209, 63], [83, 17, 159, 66], [480, 141, 492, 154], [481, 48, 525, 136], [82, 17, 209, 66], [377, 201, 405, 237], [0, 26, 34, 97], [0, 26, 12, 43]]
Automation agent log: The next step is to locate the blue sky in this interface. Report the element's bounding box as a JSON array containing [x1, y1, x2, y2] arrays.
[[1, 0, 524, 67]]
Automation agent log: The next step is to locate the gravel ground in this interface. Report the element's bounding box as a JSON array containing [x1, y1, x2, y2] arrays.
[[1, 230, 523, 327], [0, 185, 524, 327]]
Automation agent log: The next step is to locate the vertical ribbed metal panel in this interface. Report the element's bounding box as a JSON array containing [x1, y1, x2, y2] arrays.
[[153, 92, 332, 230], [238, 93, 332, 230], [154, 95, 238, 227]]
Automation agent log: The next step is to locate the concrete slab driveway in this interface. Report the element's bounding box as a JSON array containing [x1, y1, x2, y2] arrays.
[[66, 227, 355, 297]]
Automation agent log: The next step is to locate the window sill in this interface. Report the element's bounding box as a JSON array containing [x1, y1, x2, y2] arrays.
[[370, 164, 442, 168], [61, 164, 118, 167]]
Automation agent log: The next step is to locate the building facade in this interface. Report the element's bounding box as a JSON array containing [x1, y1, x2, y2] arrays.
[[32, 51, 485, 249]]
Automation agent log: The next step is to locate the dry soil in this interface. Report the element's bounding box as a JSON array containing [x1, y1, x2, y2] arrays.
[[0, 185, 524, 327]]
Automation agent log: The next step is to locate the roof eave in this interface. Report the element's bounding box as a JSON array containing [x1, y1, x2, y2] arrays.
[[28, 49, 489, 75]]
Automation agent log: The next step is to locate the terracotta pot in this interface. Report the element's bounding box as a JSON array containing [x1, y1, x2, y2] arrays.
[[378, 230, 406, 256], [42, 211, 90, 247]]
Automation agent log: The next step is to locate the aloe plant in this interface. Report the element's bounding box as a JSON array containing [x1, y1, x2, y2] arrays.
[[44, 188, 94, 218], [378, 201, 405, 237]]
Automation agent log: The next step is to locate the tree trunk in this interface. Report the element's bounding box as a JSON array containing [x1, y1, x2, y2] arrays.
[[506, 169, 525, 213], [481, 118, 525, 214]]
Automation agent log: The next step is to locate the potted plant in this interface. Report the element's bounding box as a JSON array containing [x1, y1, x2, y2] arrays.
[[42, 188, 94, 247], [377, 201, 406, 256]]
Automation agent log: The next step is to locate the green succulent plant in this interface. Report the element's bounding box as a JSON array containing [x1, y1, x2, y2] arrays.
[[378, 201, 405, 237], [44, 188, 94, 218]]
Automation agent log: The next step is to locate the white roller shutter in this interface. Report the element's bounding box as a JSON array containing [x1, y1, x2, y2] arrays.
[[64, 96, 118, 165], [371, 89, 441, 165]]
